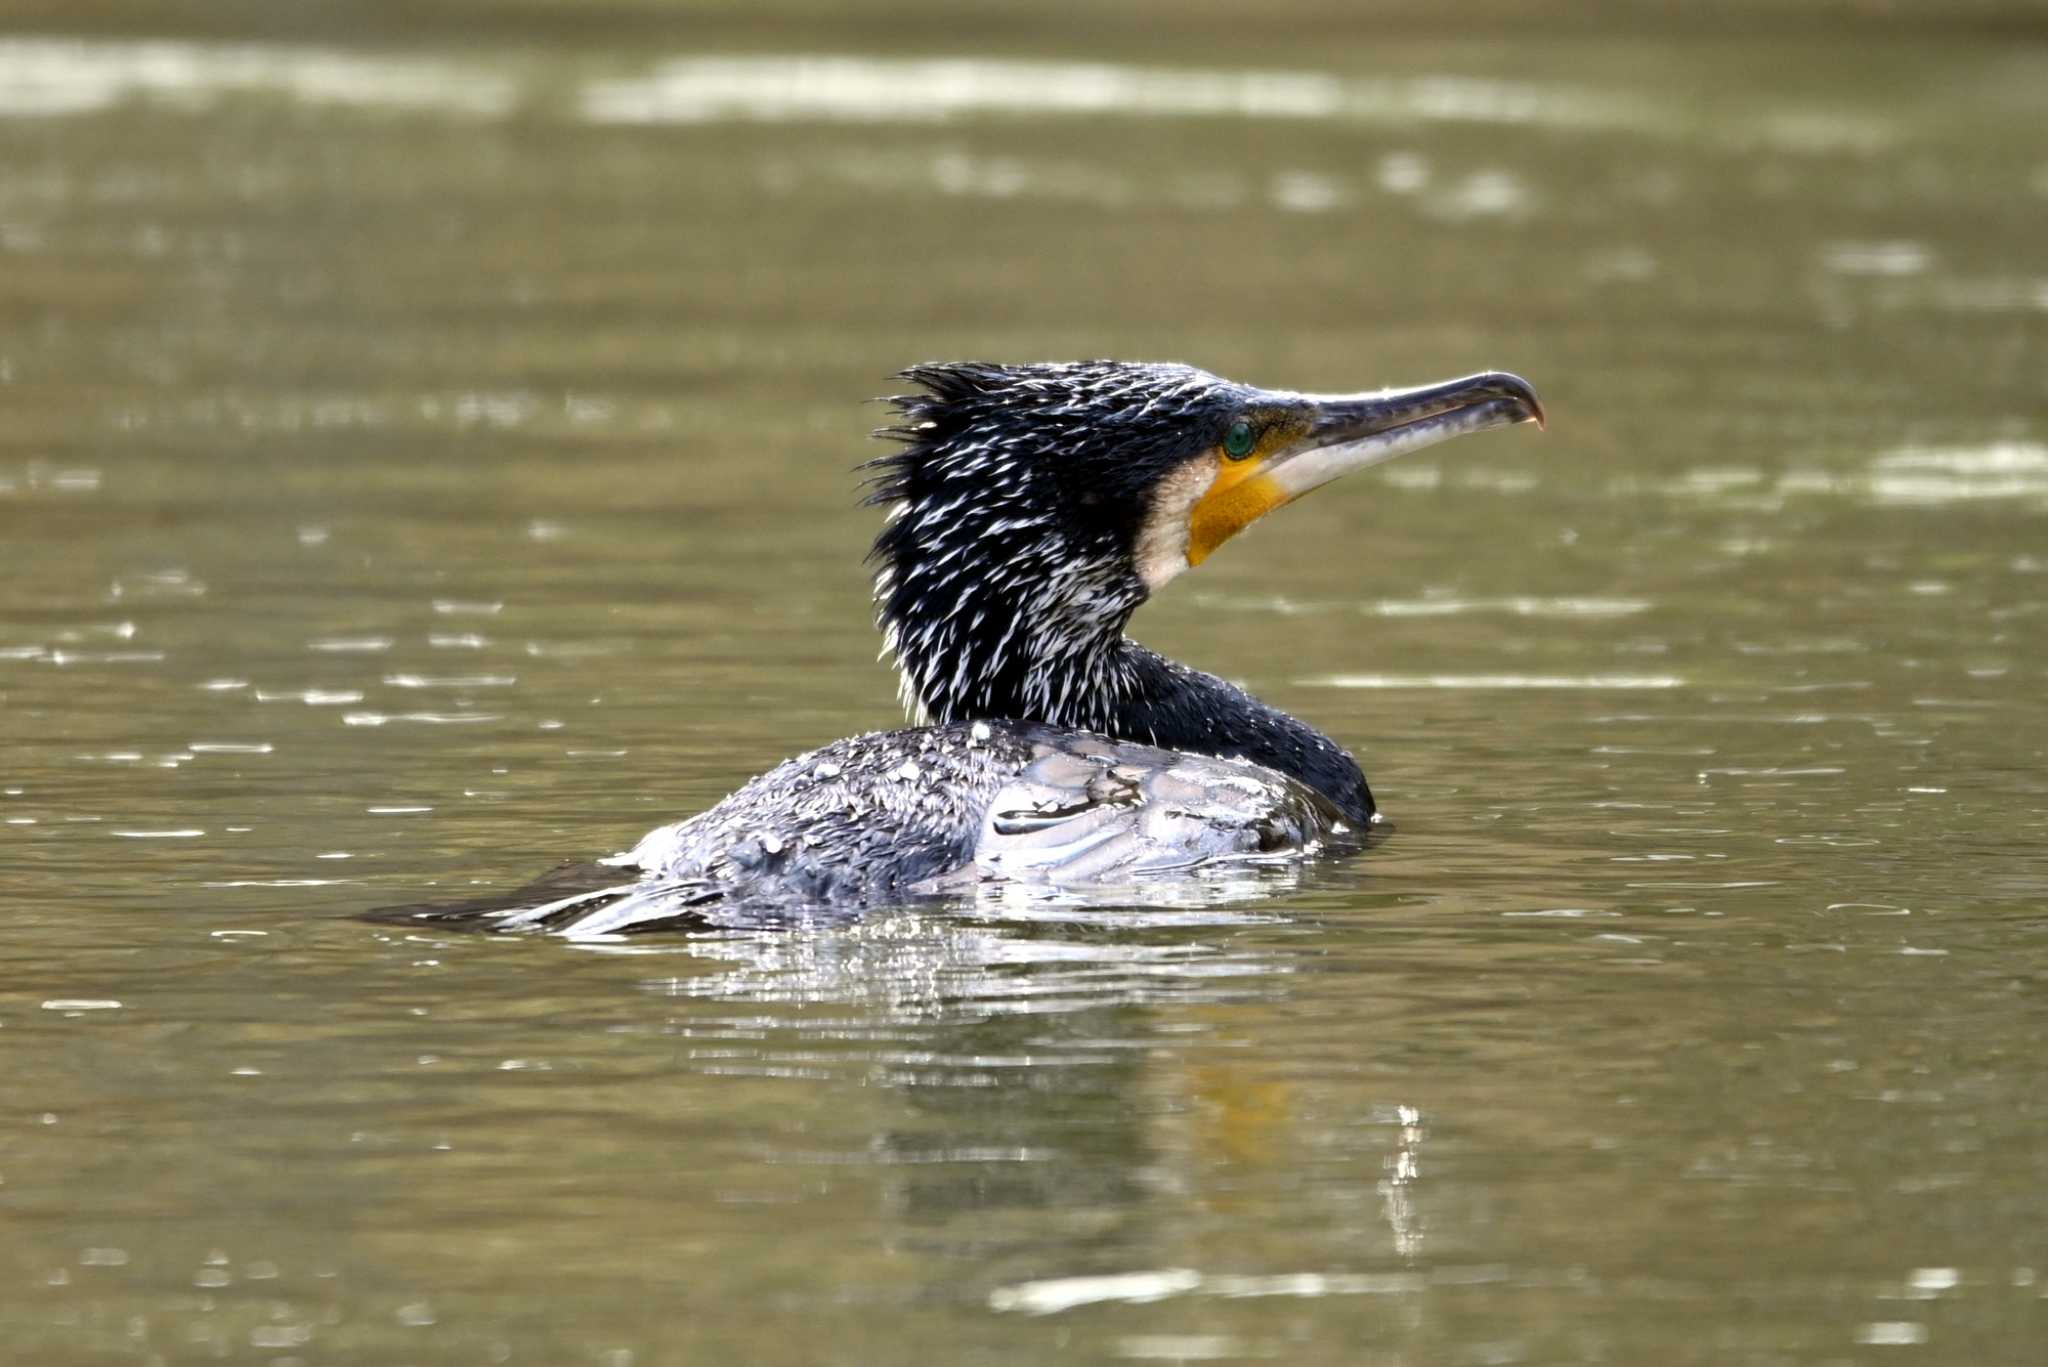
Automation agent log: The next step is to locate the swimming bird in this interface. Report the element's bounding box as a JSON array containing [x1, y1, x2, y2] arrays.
[[372, 361, 1542, 935]]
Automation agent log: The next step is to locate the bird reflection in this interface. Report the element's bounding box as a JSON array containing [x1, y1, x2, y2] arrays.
[[584, 858, 1447, 1281], [610, 858, 1317, 1018]]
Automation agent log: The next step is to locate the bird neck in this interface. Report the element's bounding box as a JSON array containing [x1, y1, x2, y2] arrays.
[[1110, 645, 1376, 826], [889, 612, 1376, 826], [875, 512, 1149, 734]]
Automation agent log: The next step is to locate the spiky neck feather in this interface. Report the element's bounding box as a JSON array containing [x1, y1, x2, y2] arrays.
[[868, 361, 1204, 732], [867, 361, 1375, 825]]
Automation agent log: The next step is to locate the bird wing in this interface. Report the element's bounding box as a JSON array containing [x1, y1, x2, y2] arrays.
[[943, 728, 1356, 887]]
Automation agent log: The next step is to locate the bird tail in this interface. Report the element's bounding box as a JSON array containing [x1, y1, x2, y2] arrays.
[[363, 860, 724, 937]]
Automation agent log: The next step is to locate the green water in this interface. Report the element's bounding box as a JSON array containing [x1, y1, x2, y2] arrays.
[[3, 8, 2046, 1364]]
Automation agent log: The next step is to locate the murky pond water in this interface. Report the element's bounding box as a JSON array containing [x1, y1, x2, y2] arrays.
[[4, 8, 2046, 1363]]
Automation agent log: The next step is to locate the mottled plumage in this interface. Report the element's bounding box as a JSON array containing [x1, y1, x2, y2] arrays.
[[378, 722, 1347, 936], [370, 360, 1542, 936]]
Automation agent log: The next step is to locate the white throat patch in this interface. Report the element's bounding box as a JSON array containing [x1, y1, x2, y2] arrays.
[[1133, 453, 1218, 592]]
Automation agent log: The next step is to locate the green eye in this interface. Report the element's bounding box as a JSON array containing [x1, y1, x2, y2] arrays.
[[1223, 419, 1256, 460]]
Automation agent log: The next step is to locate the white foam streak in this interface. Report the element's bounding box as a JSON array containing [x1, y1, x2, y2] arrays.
[[991, 1266, 1458, 1315], [1370, 596, 1650, 618], [0, 40, 1890, 160], [1783, 442, 2048, 507], [989, 1269, 1202, 1315], [1309, 674, 1683, 690], [0, 39, 515, 119], [582, 56, 1649, 133], [1874, 442, 2048, 476]]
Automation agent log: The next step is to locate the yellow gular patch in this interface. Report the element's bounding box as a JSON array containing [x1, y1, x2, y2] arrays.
[[1187, 457, 1289, 566]]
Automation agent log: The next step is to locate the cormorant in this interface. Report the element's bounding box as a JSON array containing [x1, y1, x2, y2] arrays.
[[372, 361, 1542, 935]]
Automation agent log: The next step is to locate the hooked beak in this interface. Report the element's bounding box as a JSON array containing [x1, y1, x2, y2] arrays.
[[1185, 371, 1544, 567]]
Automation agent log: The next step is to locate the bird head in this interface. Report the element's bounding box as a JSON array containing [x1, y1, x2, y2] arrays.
[[866, 360, 1543, 727]]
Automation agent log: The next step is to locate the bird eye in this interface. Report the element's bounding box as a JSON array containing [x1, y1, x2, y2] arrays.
[[1223, 419, 1256, 460]]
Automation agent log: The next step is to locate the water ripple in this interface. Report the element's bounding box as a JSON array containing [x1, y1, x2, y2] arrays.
[[580, 57, 1652, 133], [1756, 443, 2048, 508], [0, 40, 1908, 167], [1307, 674, 1683, 690], [0, 38, 514, 119]]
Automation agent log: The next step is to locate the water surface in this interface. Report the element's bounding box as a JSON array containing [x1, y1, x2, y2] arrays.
[[3, 10, 2046, 1364]]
